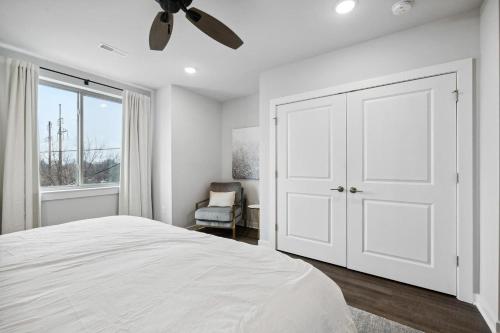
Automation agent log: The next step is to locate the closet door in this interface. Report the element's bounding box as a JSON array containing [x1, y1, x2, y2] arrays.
[[346, 74, 457, 295], [276, 95, 347, 265]]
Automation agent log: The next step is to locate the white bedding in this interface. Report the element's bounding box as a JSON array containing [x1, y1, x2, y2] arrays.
[[0, 216, 355, 332]]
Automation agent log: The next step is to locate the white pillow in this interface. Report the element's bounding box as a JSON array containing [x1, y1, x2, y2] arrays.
[[208, 191, 236, 207]]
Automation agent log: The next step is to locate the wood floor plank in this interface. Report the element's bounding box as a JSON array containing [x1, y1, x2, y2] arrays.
[[199, 226, 490, 333]]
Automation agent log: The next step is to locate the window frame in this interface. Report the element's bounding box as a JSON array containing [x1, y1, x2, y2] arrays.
[[38, 79, 122, 191]]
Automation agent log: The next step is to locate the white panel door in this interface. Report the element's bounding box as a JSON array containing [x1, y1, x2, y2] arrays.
[[276, 95, 347, 265], [346, 74, 457, 295]]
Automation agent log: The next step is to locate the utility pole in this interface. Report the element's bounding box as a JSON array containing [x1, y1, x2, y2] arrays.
[[47, 121, 52, 175], [57, 104, 67, 184]]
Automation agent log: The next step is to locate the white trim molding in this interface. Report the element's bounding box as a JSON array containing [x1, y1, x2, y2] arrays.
[[41, 186, 119, 201], [268, 58, 476, 303]]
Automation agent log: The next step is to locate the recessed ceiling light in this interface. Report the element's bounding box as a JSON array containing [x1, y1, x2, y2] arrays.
[[100, 103, 108, 108], [184, 67, 197, 75], [335, 0, 357, 14]]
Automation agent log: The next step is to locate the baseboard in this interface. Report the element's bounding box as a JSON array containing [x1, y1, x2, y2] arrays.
[[474, 293, 499, 332], [258, 239, 273, 248]]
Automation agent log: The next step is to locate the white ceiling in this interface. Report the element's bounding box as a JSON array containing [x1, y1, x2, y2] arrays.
[[0, 0, 482, 101]]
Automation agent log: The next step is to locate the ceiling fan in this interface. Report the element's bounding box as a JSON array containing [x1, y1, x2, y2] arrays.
[[149, 0, 244, 51]]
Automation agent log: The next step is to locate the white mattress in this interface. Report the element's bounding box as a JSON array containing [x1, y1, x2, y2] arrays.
[[0, 216, 355, 332]]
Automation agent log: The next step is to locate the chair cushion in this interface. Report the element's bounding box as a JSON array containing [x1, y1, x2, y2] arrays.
[[208, 191, 235, 207], [195, 206, 242, 222], [210, 182, 242, 205]]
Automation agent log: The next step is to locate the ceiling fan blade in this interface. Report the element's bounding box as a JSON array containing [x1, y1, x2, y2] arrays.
[[149, 12, 174, 51], [185, 7, 243, 49]]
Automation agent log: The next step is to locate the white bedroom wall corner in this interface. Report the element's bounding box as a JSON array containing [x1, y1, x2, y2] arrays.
[[152, 84, 173, 224], [478, 0, 500, 331], [170, 86, 222, 228], [475, 293, 500, 333], [258, 87, 271, 243], [221, 93, 260, 226], [221, 93, 260, 179]]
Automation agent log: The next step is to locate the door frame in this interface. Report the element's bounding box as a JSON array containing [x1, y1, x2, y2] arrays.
[[267, 58, 475, 303]]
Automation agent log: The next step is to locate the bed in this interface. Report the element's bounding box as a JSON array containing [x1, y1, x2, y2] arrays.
[[0, 216, 355, 332]]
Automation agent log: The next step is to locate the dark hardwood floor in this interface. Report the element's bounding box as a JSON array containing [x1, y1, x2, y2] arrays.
[[198, 226, 490, 333]]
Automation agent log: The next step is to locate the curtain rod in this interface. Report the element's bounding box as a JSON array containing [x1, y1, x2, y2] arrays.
[[40, 67, 124, 92]]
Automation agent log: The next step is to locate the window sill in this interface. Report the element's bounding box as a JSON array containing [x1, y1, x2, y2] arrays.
[[41, 186, 119, 202]]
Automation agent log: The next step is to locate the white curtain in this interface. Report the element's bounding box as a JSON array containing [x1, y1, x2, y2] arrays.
[[1, 58, 40, 234], [119, 91, 152, 218]]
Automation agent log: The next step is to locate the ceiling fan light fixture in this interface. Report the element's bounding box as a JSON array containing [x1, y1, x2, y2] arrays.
[[184, 67, 197, 74], [335, 0, 358, 14]]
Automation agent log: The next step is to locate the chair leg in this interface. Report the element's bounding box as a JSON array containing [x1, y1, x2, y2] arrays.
[[231, 206, 237, 240]]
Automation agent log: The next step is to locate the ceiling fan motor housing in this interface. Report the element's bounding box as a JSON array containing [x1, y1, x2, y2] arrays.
[[155, 0, 193, 13]]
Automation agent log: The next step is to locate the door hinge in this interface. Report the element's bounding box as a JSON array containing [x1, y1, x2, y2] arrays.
[[275, 224, 278, 232], [456, 172, 460, 184], [456, 256, 459, 267], [273, 116, 277, 125], [275, 170, 278, 178], [452, 90, 459, 103]]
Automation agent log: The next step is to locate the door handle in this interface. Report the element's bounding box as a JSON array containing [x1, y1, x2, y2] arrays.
[[330, 186, 344, 192], [349, 187, 363, 193]]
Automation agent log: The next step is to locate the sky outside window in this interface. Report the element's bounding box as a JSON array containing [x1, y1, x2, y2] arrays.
[[82, 95, 122, 184]]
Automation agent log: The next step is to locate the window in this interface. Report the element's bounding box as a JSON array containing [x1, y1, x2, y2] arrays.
[[38, 81, 122, 188]]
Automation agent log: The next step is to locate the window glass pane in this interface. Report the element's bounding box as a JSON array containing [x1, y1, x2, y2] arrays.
[[38, 84, 78, 186], [82, 95, 122, 184]]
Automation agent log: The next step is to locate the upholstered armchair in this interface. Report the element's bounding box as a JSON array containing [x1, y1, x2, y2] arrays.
[[195, 182, 245, 239]]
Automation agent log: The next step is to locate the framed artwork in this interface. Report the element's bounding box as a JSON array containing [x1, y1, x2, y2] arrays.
[[232, 126, 259, 180]]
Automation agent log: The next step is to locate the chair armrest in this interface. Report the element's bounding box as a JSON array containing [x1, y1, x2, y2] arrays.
[[232, 204, 243, 217], [195, 198, 210, 210]]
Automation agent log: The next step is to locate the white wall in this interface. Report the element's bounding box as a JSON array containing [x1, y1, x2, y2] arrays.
[[0, 56, 7, 229], [41, 194, 118, 226], [259, 10, 480, 244], [221, 93, 260, 228], [478, 0, 500, 331], [170, 85, 223, 228]]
